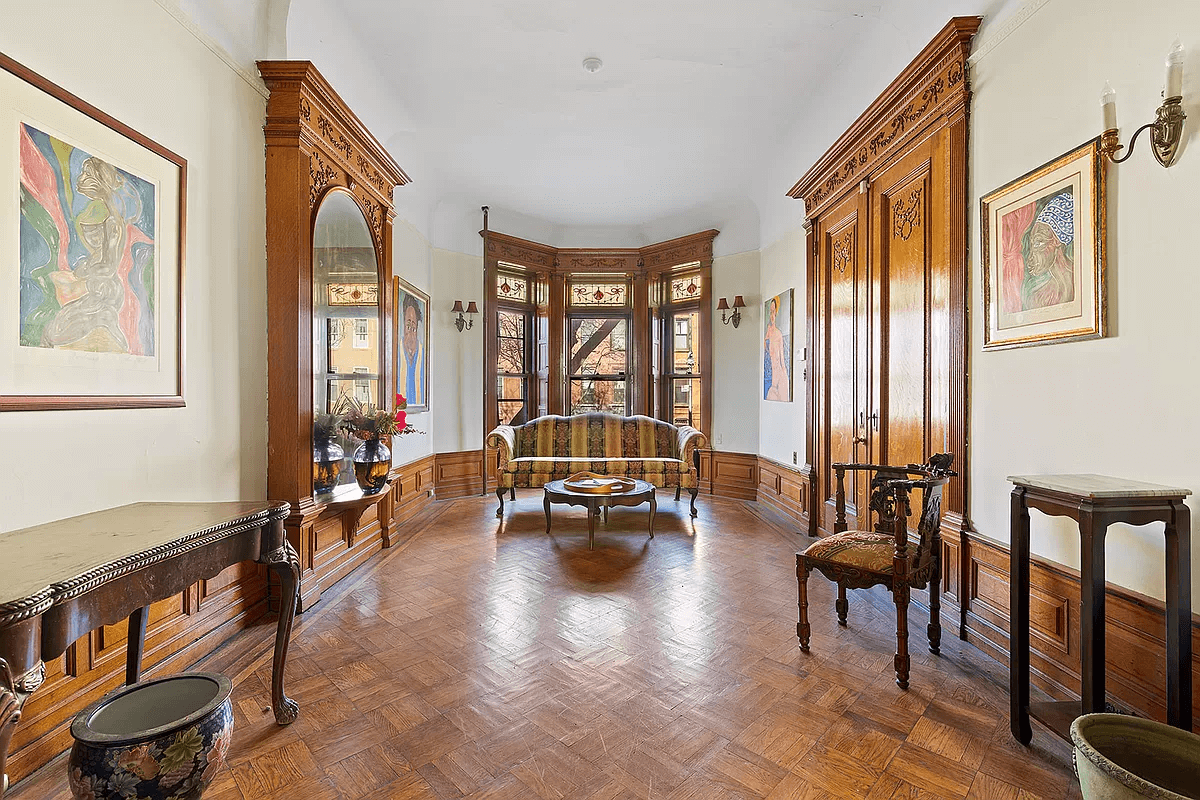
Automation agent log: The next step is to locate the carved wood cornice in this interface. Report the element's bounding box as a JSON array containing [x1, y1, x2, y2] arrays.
[[788, 17, 979, 217], [483, 229, 719, 275], [258, 60, 409, 209]]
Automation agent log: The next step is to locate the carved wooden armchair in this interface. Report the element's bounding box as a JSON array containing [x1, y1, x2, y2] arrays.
[[796, 453, 955, 689]]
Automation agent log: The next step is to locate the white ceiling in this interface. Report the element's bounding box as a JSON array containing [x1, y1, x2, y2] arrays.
[[222, 0, 1004, 246]]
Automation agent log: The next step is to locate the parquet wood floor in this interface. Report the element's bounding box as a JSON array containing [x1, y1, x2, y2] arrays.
[[10, 495, 1082, 800]]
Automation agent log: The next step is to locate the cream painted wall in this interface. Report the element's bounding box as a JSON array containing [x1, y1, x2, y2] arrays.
[[969, 0, 1200, 605], [711, 251, 761, 453], [0, 1, 268, 530], [430, 249, 485, 453], [390, 220, 434, 466], [757, 228, 807, 468]]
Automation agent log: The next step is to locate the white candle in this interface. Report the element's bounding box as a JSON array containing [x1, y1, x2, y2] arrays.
[[1166, 39, 1185, 98], [1101, 82, 1117, 130]]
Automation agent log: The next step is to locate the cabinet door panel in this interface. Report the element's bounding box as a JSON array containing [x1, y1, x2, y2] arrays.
[[871, 141, 938, 471], [820, 189, 869, 527]]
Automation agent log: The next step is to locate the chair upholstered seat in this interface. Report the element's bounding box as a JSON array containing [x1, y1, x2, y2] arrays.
[[803, 530, 896, 574]]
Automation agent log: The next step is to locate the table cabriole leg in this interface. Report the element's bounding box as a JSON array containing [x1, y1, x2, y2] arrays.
[[544, 493, 552, 534], [260, 540, 301, 725], [0, 658, 44, 798], [1010, 487, 1033, 744], [1165, 499, 1192, 729], [649, 491, 656, 539], [588, 503, 596, 550]]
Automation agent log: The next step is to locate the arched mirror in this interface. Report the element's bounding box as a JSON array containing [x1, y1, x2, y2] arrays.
[[312, 189, 380, 491]]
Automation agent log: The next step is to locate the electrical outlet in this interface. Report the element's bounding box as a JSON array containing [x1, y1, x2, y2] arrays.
[[792, 451, 798, 465], [716, 433, 723, 446]]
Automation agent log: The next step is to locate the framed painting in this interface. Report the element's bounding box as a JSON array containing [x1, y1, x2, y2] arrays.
[[0, 51, 185, 410], [763, 288, 793, 402], [981, 138, 1105, 350], [393, 275, 429, 412]]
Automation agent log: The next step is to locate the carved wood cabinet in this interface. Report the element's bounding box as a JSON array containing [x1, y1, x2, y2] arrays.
[[258, 61, 411, 609], [790, 18, 978, 562]]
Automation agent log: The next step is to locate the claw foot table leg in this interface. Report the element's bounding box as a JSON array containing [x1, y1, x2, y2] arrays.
[[260, 543, 301, 725]]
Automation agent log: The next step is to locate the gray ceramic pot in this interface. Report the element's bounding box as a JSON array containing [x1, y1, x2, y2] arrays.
[[1071, 713, 1200, 800]]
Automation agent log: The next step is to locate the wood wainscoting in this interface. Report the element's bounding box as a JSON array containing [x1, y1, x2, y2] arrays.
[[435, 449, 488, 499]]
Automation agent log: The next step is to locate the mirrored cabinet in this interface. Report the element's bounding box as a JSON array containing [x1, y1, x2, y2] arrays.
[[259, 61, 409, 609]]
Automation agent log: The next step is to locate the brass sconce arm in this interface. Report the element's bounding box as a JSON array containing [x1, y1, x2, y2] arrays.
[[1101, 96, 1186, 167]]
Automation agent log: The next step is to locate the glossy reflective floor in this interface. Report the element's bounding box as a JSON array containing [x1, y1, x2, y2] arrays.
[[12, 495, 1080, 799]]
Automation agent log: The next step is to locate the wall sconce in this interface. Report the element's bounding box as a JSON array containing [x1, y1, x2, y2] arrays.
[[452, 300, 478, 332], [717, 296, 746, 328], [1100, 40, 1187, 167]]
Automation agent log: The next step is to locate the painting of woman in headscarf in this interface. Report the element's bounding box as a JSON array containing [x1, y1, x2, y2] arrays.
[[981, 138, 1105, 349], [1000, 189, 1075, 313]]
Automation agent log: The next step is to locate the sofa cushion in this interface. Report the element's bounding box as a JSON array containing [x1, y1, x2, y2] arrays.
[[508, 456, 688, 477], [513, 414, 677, 459]]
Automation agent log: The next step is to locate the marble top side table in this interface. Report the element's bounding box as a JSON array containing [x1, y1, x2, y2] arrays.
[[1007, 474, 1192, 744]]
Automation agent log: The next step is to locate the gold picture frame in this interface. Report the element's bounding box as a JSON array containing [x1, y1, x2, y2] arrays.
[[981, 138, 1106, 350]]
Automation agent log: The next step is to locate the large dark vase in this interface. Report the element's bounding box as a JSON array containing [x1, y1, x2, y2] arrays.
[[312, 440, 345, 494], [353, 438, 390, 494], [69, 673, 233, 800]]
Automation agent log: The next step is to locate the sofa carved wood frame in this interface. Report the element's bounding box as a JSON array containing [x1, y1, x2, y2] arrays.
[[796, 454, 955, 690]]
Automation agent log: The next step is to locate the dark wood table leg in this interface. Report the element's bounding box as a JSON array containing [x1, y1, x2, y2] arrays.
[[260, 541, 300, 724], [649, 491, 656, 539], [125, 606, 148, 685], [1010, 487, 1032, 744], [1165, 499, 1192, 729], [1079, 503, 1107, 715], [588, 503, 596, 550], [544, 493, 552, 534], [0, 657, 44, 799]]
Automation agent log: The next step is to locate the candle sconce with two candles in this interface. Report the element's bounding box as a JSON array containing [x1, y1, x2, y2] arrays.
[[1100, 40, 1187, 167]]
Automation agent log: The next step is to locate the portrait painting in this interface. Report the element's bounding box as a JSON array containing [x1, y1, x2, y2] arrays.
[[763, 288, 793, 402], [394, 276, 429, 412], [981, 138, 1105, 349], [1, 52, 184, 409]]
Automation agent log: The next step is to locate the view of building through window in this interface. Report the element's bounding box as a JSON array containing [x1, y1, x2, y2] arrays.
[[497, 310, 528, 424], [668, 309, 700, 426], [569, 317, 628, 414]]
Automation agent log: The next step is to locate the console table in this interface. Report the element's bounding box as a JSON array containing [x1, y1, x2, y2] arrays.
[[0, 501, 297, 796], [1008, 474, 1192, 744]]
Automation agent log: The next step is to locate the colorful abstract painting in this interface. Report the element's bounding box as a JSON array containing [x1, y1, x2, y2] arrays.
[[981, 138, 1105, 350], [19, 122, 157, 356], [763, 288, 793, 402]]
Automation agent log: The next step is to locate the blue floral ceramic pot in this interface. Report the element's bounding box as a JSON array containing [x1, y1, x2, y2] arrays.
[[69, 673, 233, 800]]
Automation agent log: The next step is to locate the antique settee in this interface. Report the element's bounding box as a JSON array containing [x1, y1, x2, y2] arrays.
[[486, 413, 708, 517]]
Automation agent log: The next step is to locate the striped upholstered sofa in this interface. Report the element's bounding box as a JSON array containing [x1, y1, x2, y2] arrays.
[[486, 413, 708, 517]]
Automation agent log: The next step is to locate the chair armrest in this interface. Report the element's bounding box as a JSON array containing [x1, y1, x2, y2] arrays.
[[486, 425, 517, 469], [676, 426, 708, 466]]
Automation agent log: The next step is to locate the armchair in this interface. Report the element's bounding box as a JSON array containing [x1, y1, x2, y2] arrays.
[[796, 453, 955, 689]]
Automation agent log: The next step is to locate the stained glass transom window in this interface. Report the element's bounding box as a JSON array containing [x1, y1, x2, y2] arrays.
[[570, 282, 627, 306], [670, 275, 702, 302], [327, 283, 379, 306], [496, 274, 528, 303]]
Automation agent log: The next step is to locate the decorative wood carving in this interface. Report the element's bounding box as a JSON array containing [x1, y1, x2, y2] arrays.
[[832, 231, 854, 274], [788, 18, 977, 217], [259, 60, 409, 612], [892, 185, 923, 240]]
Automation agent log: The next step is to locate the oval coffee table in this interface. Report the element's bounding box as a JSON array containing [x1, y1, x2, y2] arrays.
[[543, 478, 656, 550]]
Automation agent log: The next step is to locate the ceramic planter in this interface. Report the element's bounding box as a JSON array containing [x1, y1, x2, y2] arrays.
[[1071, 713, 1200, 800], [69, 673, 233, 800]]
